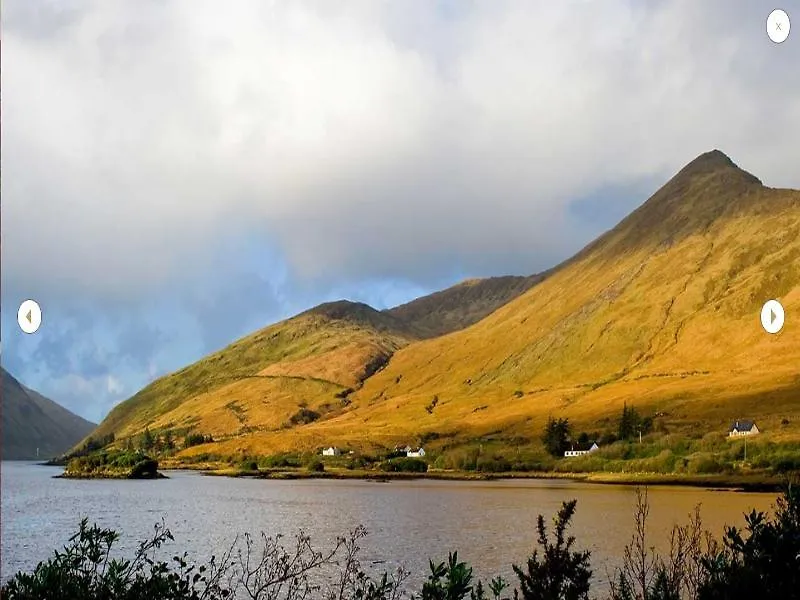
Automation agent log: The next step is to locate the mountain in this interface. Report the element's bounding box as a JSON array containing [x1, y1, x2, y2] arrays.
[[1, 367, 96, 459], [90, 300, 419, 443], [386, 275, 543, 338], [90, 150, 800, 457], [325, 150, 800, 448]]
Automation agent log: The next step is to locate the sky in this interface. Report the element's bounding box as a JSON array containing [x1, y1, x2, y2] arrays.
[[2, 0, 799, 424]]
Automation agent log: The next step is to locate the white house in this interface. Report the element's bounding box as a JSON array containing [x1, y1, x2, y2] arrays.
[[322, 447, 342, 457], [728, 420, 759, 437], [407, 448, 426, 458], [564, 442, 599, 458]]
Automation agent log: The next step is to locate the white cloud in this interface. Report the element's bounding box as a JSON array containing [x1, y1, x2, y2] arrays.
[[3, 0, 798, 298]]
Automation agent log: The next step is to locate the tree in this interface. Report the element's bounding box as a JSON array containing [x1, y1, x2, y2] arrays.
[[514, 500, 592, 600], [618, 404, 653, 441], [542, 417, 571, 457], [140, 427, 154, 451]]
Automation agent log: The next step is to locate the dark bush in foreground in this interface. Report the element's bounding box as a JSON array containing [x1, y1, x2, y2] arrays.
[[379, 458, 428, 473]]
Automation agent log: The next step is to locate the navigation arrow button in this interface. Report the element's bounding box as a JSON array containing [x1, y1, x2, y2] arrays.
[[761, 299, 785, 334]]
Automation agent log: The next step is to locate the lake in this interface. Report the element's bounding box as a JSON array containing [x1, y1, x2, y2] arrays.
[[0, 461, 776, 592]]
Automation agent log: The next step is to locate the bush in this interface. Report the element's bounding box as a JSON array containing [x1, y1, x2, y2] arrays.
[[289, 408, 321, 426], [379, 458, 428, 473], [239, 460, 259, 472], [514, 500, 591, 600], [687, 453, 725, 474], [261, 454, 301, 469], [476, 456, 511, 473], [184, 433, 213, 448], [1, 520, 406, 600], [306, 460, 325, 473]]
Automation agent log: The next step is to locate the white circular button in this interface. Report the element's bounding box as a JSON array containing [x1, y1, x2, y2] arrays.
[[18, 300, 42, 334], [760, 299, 785, 334], [767, 9, 791, 44]]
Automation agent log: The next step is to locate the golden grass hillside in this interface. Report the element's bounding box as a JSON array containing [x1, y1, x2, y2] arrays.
[[87, 275, 543, 449], [89, 150, 800, 460]]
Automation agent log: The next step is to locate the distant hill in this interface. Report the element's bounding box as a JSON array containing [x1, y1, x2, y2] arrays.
[[89, 300, 420, 443], [1, 367, 96, 459], [386, 275, 543, 338], [88, 150, 800, 457]]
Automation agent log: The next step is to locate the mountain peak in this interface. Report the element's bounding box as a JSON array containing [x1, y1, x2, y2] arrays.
[[673, 149, 761, 185]]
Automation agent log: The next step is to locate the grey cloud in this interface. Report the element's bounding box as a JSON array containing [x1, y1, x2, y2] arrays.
[[2, 1, 799, 422], [4, 0, 798, 305]]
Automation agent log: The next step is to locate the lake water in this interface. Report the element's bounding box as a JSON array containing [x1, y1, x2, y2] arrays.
[[1, 461, 776, 592]]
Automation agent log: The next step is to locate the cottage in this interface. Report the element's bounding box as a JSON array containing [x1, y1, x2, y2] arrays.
[[322, 447, 342, 456], [728, 420, 759, 437], [564, 442, 599, 458], [407, 448, 426, 458]]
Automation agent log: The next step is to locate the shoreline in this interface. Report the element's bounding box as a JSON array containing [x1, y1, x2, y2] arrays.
[[31, 459, 786, 491], [183, 465, 785, 492]]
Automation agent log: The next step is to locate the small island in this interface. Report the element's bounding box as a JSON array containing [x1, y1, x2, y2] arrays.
[[58, 449, 167, 480]]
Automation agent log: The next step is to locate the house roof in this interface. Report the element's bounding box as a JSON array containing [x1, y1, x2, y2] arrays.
[[568, 442, 598, 452], [729, 420, 756, 431]]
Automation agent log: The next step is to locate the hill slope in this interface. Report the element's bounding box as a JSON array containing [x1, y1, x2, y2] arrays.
[[89, 274, 545, 449], [90, 150, 800, 458], [90, 301, 419, 442], [312, 150, 800, 448], [1, 367, 96, 459], [386, 275, 543, 338]]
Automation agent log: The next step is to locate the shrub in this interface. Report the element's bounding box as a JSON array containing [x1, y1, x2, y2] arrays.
[[514, 499, 592, 600], [239, 460, 259, 472], [289, 408, 321, 426], [261, 454, 300, 469], [379, 458, 428, 473], [306, 460, 325, 473], [699, 485, 800, 599], [476, 456, 511, 473], [1, 521, 407, 600], [184, 433, 213, 448]]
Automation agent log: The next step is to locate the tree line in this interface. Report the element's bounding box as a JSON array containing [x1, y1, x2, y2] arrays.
[[542, 403, 654, 457]]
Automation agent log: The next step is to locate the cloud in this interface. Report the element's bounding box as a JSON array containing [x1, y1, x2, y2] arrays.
[[2, 0, 798, 421]]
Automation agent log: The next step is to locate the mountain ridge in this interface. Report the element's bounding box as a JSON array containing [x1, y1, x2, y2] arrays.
[[1, 366, 96, 460], [84, 150, 800, 458]]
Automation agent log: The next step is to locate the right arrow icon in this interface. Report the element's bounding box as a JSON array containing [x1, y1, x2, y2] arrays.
[[761, 299, 785, 334]]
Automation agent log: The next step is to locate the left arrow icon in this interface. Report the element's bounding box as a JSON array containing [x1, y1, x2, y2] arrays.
[[18, 300, 42, 334]]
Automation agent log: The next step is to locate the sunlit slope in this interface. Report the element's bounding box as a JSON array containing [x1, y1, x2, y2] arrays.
[[90, 301, 417, 440], [343, 151, 800, 439], [93, 150, 800, 457], [197, 150, 799, 454]]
